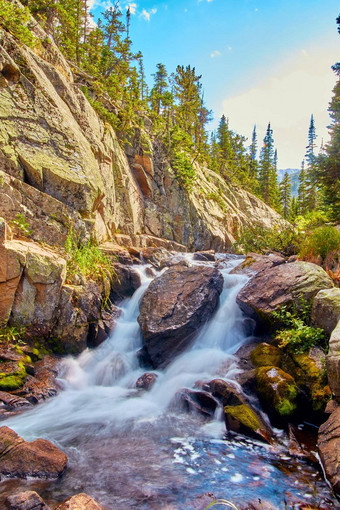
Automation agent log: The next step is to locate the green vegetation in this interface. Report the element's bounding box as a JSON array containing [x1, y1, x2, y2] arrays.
[[10, 213, 33, 237], [299, 225, 340, 264], [0, 324, 26, 344], [65, 228, 114, 283], [0, 0, 35, 46], [233, 222, 299, 256], [204, 499, 239, 510], [0, 362, 27, 391], [272, 302, 326, 354]]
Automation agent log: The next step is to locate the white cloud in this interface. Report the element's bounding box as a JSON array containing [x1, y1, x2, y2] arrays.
[[140, 7, 157, 21], [126, 2, 137, 15], [221, 46, 338, 168], [210, 50, 221, 58], [227, 46, 232, 52]]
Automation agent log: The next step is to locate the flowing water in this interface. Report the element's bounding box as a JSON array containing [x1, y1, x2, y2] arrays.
[[0, 255, 337, 509]]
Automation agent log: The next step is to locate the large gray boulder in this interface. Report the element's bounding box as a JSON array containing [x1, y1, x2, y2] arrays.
[[236, 261, 333, 324], [138, 265, 223, 367], [312, 287, 340, 335], [326, 320, 340, 402]]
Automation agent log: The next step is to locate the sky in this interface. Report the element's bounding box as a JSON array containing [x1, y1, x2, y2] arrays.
[[90, 0, 340, 169]]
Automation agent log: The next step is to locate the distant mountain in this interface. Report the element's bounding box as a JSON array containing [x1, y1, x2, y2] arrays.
[[277, 168, 300, 198]]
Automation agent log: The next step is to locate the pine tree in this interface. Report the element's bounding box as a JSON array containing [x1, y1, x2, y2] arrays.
[[258, 123, 275, 204], [150, 63, 169, 115], [289, 196, 299, 223], [249, 125, 258, 180], [305, 114, 318, 210], [280, 171, 292, 218], [298, 160, 308, 215]]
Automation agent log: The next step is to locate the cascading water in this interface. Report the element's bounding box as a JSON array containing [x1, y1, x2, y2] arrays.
[[0, 255, 337, 509]]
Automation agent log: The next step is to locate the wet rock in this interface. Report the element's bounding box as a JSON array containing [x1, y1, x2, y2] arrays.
[[0, 426, 67, 479], [224, 403, 273, 444], [19, 355, 61, 403], [255, 366, 299, 423], [235, 369, 257, 394], [326, 319, 340, 402], [204, 379, 245, 407], [193, 250, 215, 262], [0, 391, 30, 409], [140, 247, 171, 269], [145, 267, 156, 278], [288, 424, 317, 463], [5, 490, 50, 509], [110, 262, 141, 301], [230, 252, 285, 276], [250, 343, 282, 368], [318, 406, 340, 495], [138, 265, 223, 368], [55, 493, 103, 509], [171, 389, 219, 418], [136, 372, 158, 391], [312, 288, 340, 335], [236, 261, 333, 325]]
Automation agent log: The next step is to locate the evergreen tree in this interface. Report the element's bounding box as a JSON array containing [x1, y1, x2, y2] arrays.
[[249, 125, 258, 179], [258, 123, 275, 204], [150, 63, 169, 115], [305, 114, 318, 210], [280, 171, 292, 218], [289, 196, 299, 223], [298, 160, 308, 215]]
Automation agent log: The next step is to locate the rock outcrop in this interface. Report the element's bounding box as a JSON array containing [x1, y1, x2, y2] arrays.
[[5, 490, 50, 510], [55, 493, 103, 510], [0, 426, 67, 479], [311, 287, 340, 335], [0, 11, 285, 252], [138, 265, 223, 367], [236, 261, 334, 325], [318, 407, 340, 494], [327, 320, 340, 402]]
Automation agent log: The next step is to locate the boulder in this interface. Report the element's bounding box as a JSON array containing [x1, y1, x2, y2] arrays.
[[55, 493, 103, 510], [255, 366, 299, 422], [312, 288, 340, 335], [136, 372, 158, 391], [318, 407, 340, 494], [110, 263, 141, 301], [192, 250, 215, 262], [0, 391, 30, 409], [19, 355, 62, 403], [170, 389, 219, 418], [250, 343, 282, 368], [326, 320, 340, 402], [138, 265, 223, 367], [5, 490, 50, 509], [236, 261, 333, 325], [0, 426, 67, 479], [203, 379, 245, 407], [139, 247, 171, 269], [231, 252, 285, 276], [224, 403, 273, 444]]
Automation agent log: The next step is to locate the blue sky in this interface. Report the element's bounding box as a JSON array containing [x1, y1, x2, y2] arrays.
[[90, 0, 339, 169]]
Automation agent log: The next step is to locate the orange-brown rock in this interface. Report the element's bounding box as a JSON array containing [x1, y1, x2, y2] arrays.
[[55, 493, 103, 510], [138, 265, 223, 367], [5, 490, 50, 509], [318, 407, 340, 494], [0, 426, 67, 479]]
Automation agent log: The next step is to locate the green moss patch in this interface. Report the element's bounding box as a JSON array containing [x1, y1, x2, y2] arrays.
[[256, 366, 298, 418], [224, 404, 262, 431], [251, 343, 282, 368]]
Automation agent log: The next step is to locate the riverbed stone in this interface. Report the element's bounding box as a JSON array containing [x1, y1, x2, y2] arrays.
[[171, 388, 219, 418], [136, 372, 158, 391], [110, 262, 141, 301], [311, 288, 340, 335], [224, 403, 273, 444], [318, 406, 340, 494], [230, 252, 285, 276], [138, 265, 223, 368], [55, 493, 103, 510], [5, 490, 50, 510], [0, 426, 67, 479], [236, 261, 334, 325]]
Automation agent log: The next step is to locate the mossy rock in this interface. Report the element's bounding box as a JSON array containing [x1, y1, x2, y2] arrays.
[[256, 366, 299, 420], [224, 403, 273, 444], [250, 343, 282, 368], [0, 362, 27, 391]]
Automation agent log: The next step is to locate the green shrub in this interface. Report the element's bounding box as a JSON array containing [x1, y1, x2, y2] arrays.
[[233, 222, 299, 256], [299, 225, 340, 263], [65, 229, 114, 283], [171, 151, 196, 192], [0, 0, 35, 47], [10, 213, 33, 237]]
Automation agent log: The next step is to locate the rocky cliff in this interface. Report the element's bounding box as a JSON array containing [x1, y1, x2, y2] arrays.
[[0, 11, 284, 252]]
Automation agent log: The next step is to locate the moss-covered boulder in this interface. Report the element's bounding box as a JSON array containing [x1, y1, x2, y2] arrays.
[[250, 343, 282, 368], [224, 403, 273, 444], [312, 288, 340, 336], [236, 261, 333, 326], [256, 366, 299, 422]]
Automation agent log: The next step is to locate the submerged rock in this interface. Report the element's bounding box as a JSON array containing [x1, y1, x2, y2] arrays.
[[171, 389, 219, 418], [55, 493, 103, 509], [138, 265, 223, 368], [236, 261, 333, 325], [5, 490, 50, 510], [0, 426, 67, 479], [318, 406, 340, 494], [136, 372, 158, 391]]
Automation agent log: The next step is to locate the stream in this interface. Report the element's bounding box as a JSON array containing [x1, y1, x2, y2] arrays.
[[0, 254, 338, 509]]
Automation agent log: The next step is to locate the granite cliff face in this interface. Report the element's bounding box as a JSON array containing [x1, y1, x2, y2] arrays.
[[0, 13, 284, 251]]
